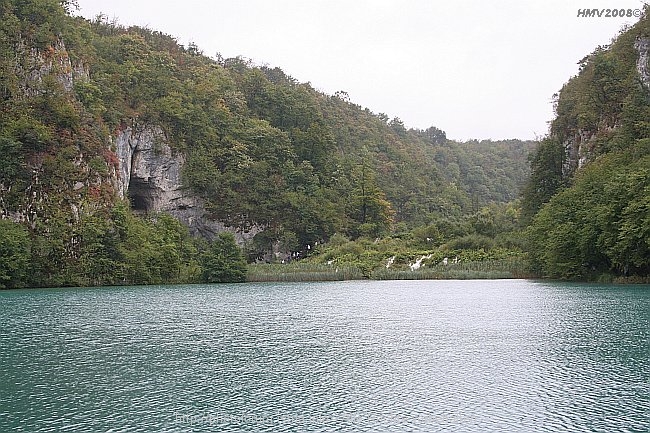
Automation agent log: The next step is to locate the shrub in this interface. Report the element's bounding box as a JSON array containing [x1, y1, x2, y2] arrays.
[[201, 232, 247, 283]]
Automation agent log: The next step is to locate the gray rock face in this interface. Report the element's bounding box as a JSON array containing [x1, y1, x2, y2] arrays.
[[563, 129, 592, 177], [635, 36, 650, 89], [113, 125, 257, 243], [113, 126, 182, 209], [17, 38, 88, 96]]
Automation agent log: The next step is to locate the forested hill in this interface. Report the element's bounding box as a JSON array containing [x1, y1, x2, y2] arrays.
[[522, 7, 650, 281], [0, 0, 533, 288]]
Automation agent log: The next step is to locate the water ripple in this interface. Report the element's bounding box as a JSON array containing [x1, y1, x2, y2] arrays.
[[1, 280, 649, 432]]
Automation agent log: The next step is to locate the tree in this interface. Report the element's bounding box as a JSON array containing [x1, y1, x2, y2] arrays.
[[0, 0, 540, 287], [59, 1, 79, 13], [0, 137, 23, 182], [0, 220, 30, 289], [520, 138, 566, 224], [526, 142, 650, 279], [347, 153, 394, 238], [421, 126, 447, 145], [201, 232, 247, 283]]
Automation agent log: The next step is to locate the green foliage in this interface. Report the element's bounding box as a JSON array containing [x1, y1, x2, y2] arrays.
[[347, 153, 394, 238], [247, 262, 362, 282], [0, 136, 24, 183], [113, 208, 201, 285], [520, 138, 566, 224], [5, 115, 54, 152], [6, 0, 70, 49], [0, 219, 30, 289], [443, 234, 495, 251], [527, 142, 650, 279], [0, 0, 537, 287], [201, 232, 247, 283], [309, 231, 526, 280], [327, 233, 350, 247], [411, 224, 443, 247], [524, 11, 650, 280]]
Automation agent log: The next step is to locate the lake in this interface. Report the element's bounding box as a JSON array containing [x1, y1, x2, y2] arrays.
[[1, 279, 648, 432]]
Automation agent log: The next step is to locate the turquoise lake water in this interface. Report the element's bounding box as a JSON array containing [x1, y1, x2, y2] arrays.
[[1, 279, 648, 432]]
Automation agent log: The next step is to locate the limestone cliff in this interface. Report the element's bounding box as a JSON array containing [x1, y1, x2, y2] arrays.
[[16, 38, 89, 96], [112, 125, 255, 243], [5, 35, 253, 244], [634, 36, 650, 88], [559, 34, 650, 177], [1, 38, 94, 225]]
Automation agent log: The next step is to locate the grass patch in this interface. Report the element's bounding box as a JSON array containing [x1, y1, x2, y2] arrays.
[[612, 275, 650, 284], [247, 263, 363, 282], [248, 257, 531, 282], [373, 268, 514, 280], [373, 257, 530, 280]]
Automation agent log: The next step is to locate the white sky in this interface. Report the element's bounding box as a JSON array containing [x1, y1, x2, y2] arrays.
[[74, 0, 642, 140]]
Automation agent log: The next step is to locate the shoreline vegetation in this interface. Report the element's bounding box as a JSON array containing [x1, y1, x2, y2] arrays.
[[247, 238, 535, 282], [1, 1, 649, 289], [246, 258, 531, 283]]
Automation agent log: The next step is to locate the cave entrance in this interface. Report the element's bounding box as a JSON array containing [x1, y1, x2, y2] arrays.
[[127, 177, 155, 214]]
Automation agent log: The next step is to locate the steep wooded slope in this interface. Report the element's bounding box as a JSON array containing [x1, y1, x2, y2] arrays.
[[0, 0, 533, 287], [523, 10, 650, 280]]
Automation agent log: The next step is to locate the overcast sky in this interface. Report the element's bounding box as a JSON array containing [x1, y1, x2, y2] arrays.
[[74, 0, 643, 141]]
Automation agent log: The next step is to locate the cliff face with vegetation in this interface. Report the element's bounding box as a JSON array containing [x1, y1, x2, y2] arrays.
[[523, 10, 650, 281], [0, 0, 535, 288]]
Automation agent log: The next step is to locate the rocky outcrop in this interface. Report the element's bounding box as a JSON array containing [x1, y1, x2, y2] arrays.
[[561, 36, 650, 177], [21, 40, 258, 244], [562, 129, 592, 178], [1, 39, 92, 225], [113, 125, 257, 243], [113, 125, 179, 208], [16, 38, 88, 96], [635, 36, 650, 89]]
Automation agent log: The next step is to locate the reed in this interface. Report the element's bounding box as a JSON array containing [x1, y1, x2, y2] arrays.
[[247, 263, 364, 282], [372, 257, 529, 280], [248, 257, 530, 282]]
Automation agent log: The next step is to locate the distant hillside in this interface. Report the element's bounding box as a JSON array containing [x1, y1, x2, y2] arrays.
[[0, 0, 534, 288], [523, 8, 650, 280]]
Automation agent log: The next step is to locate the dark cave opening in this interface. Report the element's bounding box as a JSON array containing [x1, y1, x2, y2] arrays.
[[127, 177, 155, 213]]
